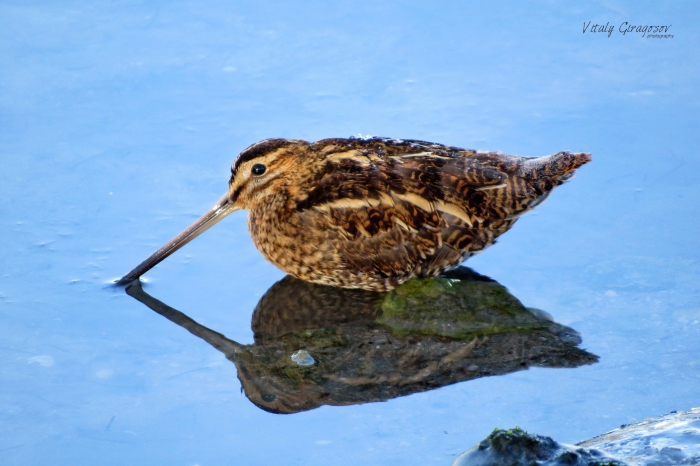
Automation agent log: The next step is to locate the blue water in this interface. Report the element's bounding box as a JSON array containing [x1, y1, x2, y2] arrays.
[[1, 1, 699, 464]]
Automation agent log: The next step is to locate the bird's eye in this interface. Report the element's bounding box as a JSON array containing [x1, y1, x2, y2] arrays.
[[251, 163, 266, 176]]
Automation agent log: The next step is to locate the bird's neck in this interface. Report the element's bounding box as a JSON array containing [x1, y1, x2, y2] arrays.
[[247, 189, 292, 233]]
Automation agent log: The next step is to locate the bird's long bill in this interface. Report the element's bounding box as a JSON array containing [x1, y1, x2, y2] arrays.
[[116, 193, 238, 285]]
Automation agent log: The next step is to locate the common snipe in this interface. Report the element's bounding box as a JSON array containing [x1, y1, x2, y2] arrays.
[[118, 137, 590, 290]]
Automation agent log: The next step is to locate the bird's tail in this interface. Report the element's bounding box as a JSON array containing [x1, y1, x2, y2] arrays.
[[514, 151, 591, 210], [518, 151, 592, 185]]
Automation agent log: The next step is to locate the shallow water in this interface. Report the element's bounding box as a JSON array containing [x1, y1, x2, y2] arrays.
[[1, 1, 699, 465]]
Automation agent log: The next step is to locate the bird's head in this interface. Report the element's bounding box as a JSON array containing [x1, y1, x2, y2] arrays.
[[227, 138, 311, 211], [116, 138, 313, 284]]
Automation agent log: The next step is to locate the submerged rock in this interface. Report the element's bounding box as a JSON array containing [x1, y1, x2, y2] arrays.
[[379, 272, 573, 341], [453, 427, 625, 466]]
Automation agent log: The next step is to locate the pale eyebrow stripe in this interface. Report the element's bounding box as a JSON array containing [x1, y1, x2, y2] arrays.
[[230, 154, 287, 198]]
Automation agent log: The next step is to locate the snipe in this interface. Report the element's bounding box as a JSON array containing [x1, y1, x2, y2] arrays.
[[118, 137, 590, 290]]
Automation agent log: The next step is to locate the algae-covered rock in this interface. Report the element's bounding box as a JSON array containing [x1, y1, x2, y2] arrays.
[[379, 272, 565, 340], [453, 427, 626, 466]]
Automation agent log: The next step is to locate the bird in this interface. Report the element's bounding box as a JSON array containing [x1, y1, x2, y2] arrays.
[[117, 136, 591, 290]]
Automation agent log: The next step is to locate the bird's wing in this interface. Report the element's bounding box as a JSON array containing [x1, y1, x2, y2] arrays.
[[294, 143, 510, 280]]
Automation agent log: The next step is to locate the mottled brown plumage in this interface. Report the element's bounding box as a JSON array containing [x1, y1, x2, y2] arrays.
[[118, 137, 591, 290]]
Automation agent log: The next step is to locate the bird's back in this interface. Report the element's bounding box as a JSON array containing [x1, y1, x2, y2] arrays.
[[249, 137, 591, 290]]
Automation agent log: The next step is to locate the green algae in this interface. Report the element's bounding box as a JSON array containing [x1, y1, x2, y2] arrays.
[[377, 277, 551, 339]]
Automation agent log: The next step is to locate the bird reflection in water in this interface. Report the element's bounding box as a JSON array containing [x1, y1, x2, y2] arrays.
[[125, 268, 597, 414]]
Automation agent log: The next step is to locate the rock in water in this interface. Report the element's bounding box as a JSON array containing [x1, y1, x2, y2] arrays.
[[452, 427, 625, 466]]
